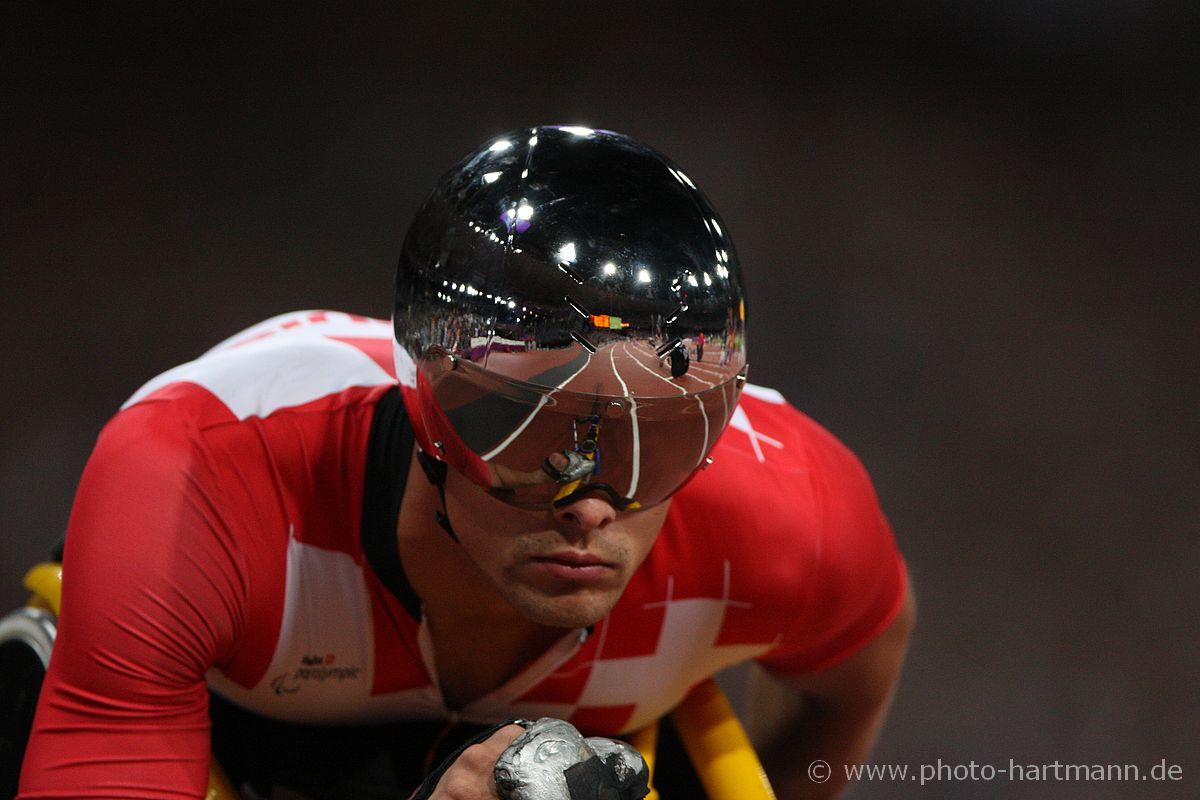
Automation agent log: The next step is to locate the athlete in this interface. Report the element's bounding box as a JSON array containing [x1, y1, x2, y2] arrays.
[[18, 126, 913, 799]]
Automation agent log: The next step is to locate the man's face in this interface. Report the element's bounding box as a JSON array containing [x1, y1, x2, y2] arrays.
[[442, 466, 670, 629]]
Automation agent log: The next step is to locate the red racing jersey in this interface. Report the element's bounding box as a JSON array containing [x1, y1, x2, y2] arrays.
[[19, 310, 906, 799]]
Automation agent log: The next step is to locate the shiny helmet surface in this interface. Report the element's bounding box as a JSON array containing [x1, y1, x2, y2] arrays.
[[395, 125, 748, 510]]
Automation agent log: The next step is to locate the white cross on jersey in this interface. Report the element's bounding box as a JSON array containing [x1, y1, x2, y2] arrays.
[[729, 405, 785, 463], [577, 561, 778, 732]]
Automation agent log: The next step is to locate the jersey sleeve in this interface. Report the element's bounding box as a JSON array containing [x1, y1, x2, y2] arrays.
[[19, 403, 246, 799], [756, 429, 908, 676]]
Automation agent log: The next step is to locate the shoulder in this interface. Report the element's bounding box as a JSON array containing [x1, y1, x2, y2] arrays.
[[668, 382, 878, 549], [122, 309, 398, 424], [654, 382, 903, 621], [88, 309, 397, 515], [60, 311, 401, 681], [98, 310, 396, 555], [724, 382, 865, 478]]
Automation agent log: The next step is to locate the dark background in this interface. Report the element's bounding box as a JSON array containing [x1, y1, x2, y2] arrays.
[[3, 3, 1197, 798]]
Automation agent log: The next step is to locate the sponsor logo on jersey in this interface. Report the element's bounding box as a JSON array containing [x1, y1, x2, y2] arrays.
[[270, 653, 362, 695]]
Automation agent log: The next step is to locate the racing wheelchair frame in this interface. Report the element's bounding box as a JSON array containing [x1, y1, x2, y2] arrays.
[[2, 562, 776, 800]]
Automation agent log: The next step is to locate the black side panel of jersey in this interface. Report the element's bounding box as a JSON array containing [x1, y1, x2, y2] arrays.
[[361, 385, 421, 619], [209, 691, 492, 799]]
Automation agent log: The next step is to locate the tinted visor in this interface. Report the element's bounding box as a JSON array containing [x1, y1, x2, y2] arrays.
[[415, 348, 743, 510]]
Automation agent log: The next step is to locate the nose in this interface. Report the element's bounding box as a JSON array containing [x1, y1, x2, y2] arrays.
[[552, 496, 618, 532]]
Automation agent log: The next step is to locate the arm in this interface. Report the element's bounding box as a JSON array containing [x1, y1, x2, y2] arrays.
[[414, 724, 525, 800], [19, 405, 243, 799], [752, 584, 916, 799], [737, 413, 912, 798]]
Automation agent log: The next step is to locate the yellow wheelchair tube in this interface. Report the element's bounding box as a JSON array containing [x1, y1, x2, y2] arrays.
[[669, 679, 777, 800], [23, 563, 62, 616], [625, 723, 660, 800]]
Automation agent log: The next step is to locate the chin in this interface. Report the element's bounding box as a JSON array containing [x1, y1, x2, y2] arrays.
[[507, 587, 618, 629]]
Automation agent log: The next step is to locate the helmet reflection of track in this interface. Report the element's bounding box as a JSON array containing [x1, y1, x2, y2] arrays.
[[395, 125, 748, 511]]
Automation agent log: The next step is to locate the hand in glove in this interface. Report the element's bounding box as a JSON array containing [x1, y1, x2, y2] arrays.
[[409, 718, 648, 800], [494, 718, 649, 800]]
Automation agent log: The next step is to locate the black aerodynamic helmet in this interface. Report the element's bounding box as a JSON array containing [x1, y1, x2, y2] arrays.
[[395, 125, 747, 511]]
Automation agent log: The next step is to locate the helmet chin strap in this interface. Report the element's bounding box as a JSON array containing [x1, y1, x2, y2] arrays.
[[416, 448, 459, 543]]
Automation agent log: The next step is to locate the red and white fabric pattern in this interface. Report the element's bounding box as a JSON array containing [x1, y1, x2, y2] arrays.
[[19, 310, 906, 799]]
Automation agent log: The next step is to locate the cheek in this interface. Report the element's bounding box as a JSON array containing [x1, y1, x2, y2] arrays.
[[451, 509, 520, 568], [445, 472, 542, 533], [443, 482, 545, 573], [619, 504, 671, 563], [462, 536, 513, 582]]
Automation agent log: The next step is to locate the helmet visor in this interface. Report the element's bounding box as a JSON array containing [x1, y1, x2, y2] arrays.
[[415, 347, 743, 510]]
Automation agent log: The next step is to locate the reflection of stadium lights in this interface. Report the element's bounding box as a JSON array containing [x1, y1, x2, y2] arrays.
[[638, 268, 651, 283], [711, 218, 722, 235], [483, 171, 501, 183], [687, 274, 698, 287], [508, 300, 516, 308], [490, 139, 512, 152], [521, 169, 528, 179], [602, 262, 617, 275], [557, 242, 577, 263], [517, 204, 534, 221], [529, 135, 538, 146], [703, 272, 712, 286], [559, 126, 594, 136]]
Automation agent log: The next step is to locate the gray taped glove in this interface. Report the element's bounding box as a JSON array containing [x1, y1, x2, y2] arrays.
[[493, 718, 649, 800], [542, 451, 597, 484]]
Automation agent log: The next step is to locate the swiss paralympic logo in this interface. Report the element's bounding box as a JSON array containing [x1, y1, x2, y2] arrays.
[[303, 653, 337, 666], [271, 653, 362, 695], [270, 672, 301, 695]]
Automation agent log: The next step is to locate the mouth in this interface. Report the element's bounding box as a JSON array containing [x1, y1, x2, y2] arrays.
[[526, 551, 618, 584], [534, 551, 616, 567]]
